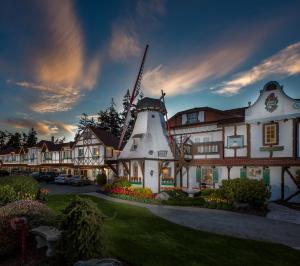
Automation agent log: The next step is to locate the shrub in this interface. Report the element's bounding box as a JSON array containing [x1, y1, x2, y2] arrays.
[[59, 197, 105, 264], [163, 189, 188, 199], [0, 185, 17, 206], [112, 179, 131, 188], [96, 172, 107, 186], [0, 200, 56, 257], [162, 197, 206, 207], [0, 200, 56, 228], [220, 178, 271, 207], [103, 183, 113, 191], [0, 176, 39, 200]]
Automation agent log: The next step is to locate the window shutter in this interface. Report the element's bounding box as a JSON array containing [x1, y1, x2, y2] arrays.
[[213, 168, 219, 183], [182, 114, 187, 124], [263, 168, 270, 185], [198, 111, 204, 122], [196, 167, 202, 182], [240, 168, 247, 179]]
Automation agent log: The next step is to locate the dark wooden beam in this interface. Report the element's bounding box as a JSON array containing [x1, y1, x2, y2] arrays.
[[281, 167, 285, 201]]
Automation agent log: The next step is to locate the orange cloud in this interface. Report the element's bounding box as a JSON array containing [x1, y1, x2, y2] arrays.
[[142, 20, 282, 97], [12, 0, 101, 113], [1, 117, 76, 138], [213, 42, 300, 95], [109, 25, 141, 61]]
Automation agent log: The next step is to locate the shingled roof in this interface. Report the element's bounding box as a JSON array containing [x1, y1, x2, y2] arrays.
[[136, 97, 167, 114], [89, 127, 120, 149]]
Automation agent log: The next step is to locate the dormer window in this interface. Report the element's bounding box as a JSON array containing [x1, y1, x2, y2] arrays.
[[130, 138, 139, 151], [187, 112, 198, 124], [158, 150, 168, 157]]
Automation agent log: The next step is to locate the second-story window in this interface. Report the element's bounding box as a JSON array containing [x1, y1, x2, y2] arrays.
[[93, 147, 99, 157], [263, 123, 278, 145], [63, 150, 71, 159], [186, 112, 198, 124], [130, 139, 138, 151], [78, 148, 84, 157]]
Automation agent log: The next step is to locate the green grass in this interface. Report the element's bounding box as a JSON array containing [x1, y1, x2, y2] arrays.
[[47, 195, 300, 266]]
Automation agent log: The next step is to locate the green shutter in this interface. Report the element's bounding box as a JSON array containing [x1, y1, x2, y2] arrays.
[[240, 168, 247, 179], [213, 168, 219, 183], [196, 167, 202, 182], [263, 168, 270, 185]]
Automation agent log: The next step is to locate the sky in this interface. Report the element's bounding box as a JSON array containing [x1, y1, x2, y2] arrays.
[[0, 0, 300, 140]]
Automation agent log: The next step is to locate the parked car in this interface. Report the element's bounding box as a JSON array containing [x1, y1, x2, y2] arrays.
[[41, 172, 59, 183], [54, 174, 72, 184], [68, 175, 84, 186], [31, 172, 43, 181], [0, 170, 9, 177]]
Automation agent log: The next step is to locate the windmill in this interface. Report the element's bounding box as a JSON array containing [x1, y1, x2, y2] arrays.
[[118, 44, 149, 150]]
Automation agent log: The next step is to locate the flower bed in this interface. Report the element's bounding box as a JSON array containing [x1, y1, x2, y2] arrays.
[[110, 187, 154, 200]]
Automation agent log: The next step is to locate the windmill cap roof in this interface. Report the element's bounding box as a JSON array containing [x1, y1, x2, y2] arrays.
[[136, 97, 166, 114]]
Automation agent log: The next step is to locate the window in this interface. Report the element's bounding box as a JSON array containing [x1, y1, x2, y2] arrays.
[[227, 135, 244, 148], [196, 144, 219, 154], [63, 150, 72, 159], [78, 148, 84, 157], [44, 152, 52, 160], [130, 138, 138, 151], [133, 162, 138, 177], [93, 147, 99, 157], [203, 137, 210, 142], [162, 167, 171, 178], [158, 150, 168, 157], [263, 123, 278, 145], [186, 112, 198, 124]]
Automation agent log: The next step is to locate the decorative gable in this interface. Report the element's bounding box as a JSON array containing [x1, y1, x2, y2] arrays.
[[245, 81, 300, 123]]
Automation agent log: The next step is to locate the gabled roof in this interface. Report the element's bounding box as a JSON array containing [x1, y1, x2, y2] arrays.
[[89, 127, 120, 149], [0, 146, 20, 155], [37, 140, 63, 151]]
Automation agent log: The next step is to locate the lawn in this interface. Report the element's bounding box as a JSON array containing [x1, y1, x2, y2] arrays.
[[47, 195, 300, 266]]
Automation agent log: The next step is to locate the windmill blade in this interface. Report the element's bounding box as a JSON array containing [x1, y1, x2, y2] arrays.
[[118, 44, 149, 150]]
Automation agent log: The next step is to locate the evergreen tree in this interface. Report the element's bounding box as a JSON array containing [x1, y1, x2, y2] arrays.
[[6, 132, 22, 148], [120, 90, 136, 143], [77, 113, 96, 134], [25, 128, 38, 147], [0, 131, 7, 151]]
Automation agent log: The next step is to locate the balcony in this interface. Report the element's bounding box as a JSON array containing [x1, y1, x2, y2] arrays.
[[193, 141, 223, 156]]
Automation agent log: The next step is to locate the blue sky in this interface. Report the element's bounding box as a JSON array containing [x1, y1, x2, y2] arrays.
[[0, 0, 300, 140]]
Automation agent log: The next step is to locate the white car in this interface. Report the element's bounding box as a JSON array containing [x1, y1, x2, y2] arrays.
[[54, 174, 72, 184]]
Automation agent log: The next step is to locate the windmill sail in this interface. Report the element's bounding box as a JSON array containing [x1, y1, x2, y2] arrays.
[[118, 44, 149, 150]]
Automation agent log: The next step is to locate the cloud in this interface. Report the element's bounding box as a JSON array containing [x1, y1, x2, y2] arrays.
[[109, 25, 142, 61], [142, 19, 283, 97], [10, 0, 101, 113], [212, 42, 300, 95], [1, 117, 76, 138]]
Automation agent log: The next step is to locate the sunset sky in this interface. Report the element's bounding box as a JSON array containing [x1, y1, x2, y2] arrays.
[[1, 0, 300, 140]]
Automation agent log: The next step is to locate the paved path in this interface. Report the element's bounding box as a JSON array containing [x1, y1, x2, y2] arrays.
[[267, 203, 300, 225], [86, 192, 300, 250]]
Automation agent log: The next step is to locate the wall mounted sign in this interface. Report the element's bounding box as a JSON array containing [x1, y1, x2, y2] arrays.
[[260, 146, 284, 152], [265, 93, 278, 113]]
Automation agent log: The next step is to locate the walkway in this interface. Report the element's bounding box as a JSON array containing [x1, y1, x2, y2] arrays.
[[267, 202, 300, 225], [86, 192, 300, 250]]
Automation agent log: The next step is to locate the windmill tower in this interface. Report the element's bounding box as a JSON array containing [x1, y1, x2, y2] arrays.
[[118, 97, 175, 193]]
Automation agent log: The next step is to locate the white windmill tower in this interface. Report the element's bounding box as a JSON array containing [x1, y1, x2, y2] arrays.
[[118, 97, 175, 193], [117, 46, 175, 193]]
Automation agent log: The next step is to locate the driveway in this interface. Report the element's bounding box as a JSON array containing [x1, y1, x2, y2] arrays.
[[40, 182, 99, 195], [87, 192, 300, 250]]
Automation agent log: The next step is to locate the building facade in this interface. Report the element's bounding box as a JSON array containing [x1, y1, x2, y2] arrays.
[[168, 81, 300, 202], [0, 126, 120, 181]]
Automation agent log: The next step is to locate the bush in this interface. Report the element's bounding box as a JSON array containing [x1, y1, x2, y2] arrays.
[[162, 197, 206, 207], [59, 197, 105, 264], [0, 200, 56, 257], [0, 185, 17, 206], [220, 178, 271, 207], [163, 189, 188, 199], [0, 176, 39, 200], [113, 179, 131, 188], [96, 172, 107, 186], [103, 183, 113, 191]]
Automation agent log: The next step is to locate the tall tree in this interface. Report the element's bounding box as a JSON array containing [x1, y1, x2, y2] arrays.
[[26, 128, 38, 147], [0, 131, 7, 151], [6, 132, 22, 148], [107, 98, 121, 137], [77, 113, 97, 134], [120, 90, 136, 142]]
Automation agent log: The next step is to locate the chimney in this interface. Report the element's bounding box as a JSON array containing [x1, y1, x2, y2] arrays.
[[248, 101, 251, 107], [51, 136, 55, 142]]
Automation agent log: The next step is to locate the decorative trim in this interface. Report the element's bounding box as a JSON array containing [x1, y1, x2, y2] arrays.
[[260, 146, 284, 152]]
